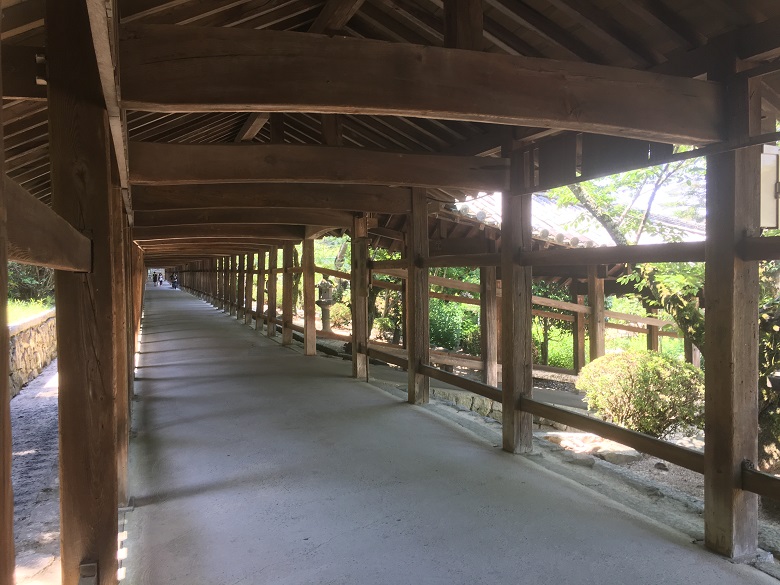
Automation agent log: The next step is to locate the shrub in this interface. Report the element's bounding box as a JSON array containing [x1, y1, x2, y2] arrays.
[[330, 302, 352, 328], [429, 298, 464, 350], [373, 316, 394, 340], [576, 350, 704, 439]]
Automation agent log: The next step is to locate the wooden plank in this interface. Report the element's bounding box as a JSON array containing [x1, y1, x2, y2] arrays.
[[2, 44, 47, 101], [420, 364, 502, 403], [47, 0, 120, 580], [303, 239, 316, 355], [128, 142, 508, 192], [703, 71, 760, 559], [739, 235, 780, 260], [351, 215, 369, 378], [518, 241, 706, 266], [501, 146, 533, 453], [235, 112, 269, 142], [443, 0, 483, 50], [134, 208, 353, 228], [425, 252, 501, 267], [132, 224, 305, 241], [367, 347, 409, 369], [741, 466, 780, 501], [309, 0, 365, 33], [282, 244, 294, 344], [120, 24, 724, 144], [407, 187, 430, 404], [0, 36, 12, 585], [587, 265, 605, 360], [481, 263, 497, 386], [520, 397, 705, 473], [5, 176, 92, 272], [132, 184, 412, 214]]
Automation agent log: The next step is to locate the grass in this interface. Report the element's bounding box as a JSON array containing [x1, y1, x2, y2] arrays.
[[8, 299, 53, 324]]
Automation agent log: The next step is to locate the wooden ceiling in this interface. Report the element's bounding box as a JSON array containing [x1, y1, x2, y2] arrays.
[[3, 0, 780, 264]]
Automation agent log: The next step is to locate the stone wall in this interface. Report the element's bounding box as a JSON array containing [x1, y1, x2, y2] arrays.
[[9, 309, 56, 397]]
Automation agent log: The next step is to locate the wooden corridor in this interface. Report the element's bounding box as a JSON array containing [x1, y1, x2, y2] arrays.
[[124, 287, 776, 585]]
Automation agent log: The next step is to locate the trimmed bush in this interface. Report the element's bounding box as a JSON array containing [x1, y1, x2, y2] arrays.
[[329, 302, 352, 328], [576, 350, 704, 439]]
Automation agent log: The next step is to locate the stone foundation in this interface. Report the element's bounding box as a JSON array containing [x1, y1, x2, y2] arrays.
[[9, 309, 57, 397]]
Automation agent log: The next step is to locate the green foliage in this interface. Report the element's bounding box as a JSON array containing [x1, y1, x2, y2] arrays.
[[8, 298, 53, 324], [329, 302, 352, 328], [373, 316, 394, 340], [577, 350, 704, 439], [8, 262, 54, 302], [460, 319, 481, 356], [758, 298, 780, 471], [429, 298, 464, 349]]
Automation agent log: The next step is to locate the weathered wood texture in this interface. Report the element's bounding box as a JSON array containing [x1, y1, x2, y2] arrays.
[[282, 244, 294, 345], [236, 254, 245, 319], [244, 252, 255, 325], [129, 142, 508, 191], [133, 224, 305, 241], [0, 37, 13, 585], [256, 251, 266, 332], [587, 265, 605, 360], [444, 0, 483, 50], [480, 264, 497, 386], [113, 194, 130, 508], [518, 241, 705, 266], [48, 0, 120, 579], [303, 239, 316, 356], [267, 247, 278, 337], [351, 216, 369, 379], [501, 147, 533, 453], [120, 24, 723, 144], [134, 208, 353, 228], [309, 0, 365, 33], [407, 188, 430, 404], [6, 176, 91, 271], [131, 184, 412, 214], [572, 292, 586, 373], [704, 71, 760, 559]]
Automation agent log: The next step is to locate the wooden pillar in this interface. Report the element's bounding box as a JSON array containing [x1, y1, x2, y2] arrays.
[[480, 263, 497, 386], [303, 239, 316, 355], [230, 255, 237, 316], [222, 256, 229, 312], [236, 254, 246, 320], [352, 216, 369, 379], [703, 67, 760, 559], [572, 291, 587, 373], [407, 188, 429, 404], [282, 244, 294, 345], [0, 37, 13, 585], [501, 147, 533, 453], [257, 250, 266, 332], [646, 308, 660, 352], [47, 0, 120, 578], [587, 265, 605, 360], [244, 252, 255, 325], [267, 247, 278, 337]]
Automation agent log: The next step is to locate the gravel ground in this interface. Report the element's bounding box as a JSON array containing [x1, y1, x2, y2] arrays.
[[10, 359, 61, 584]]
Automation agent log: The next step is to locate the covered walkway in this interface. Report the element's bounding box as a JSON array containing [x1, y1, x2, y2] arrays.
[[125, 288, 774, 585]]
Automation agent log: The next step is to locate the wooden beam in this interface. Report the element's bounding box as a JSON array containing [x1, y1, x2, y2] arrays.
[[480, 263, 497, 386], [134, 208, 353, 228], [572, 291, 586, 373], [5, 176, 92, 272], [131, 184, 412, 214], [120, 24, 724, 144], [303, 239, 316, 355], [309, 0, 365, 33], [132, 224, 305, 241], [703, 70, 760, 559], [282, 244, 294, 344], [2, 44, 47, 101], [443, 0, 483, 51], [235, 112, 269, 142], [407, 188, 429, 404], [47, 0, 120, 579], [518, 241, 706, 266], [587, 265, 605, 360], [351, 215, 369, 378], [501, 146, 533, 453], [129, 142, 508, 191], [0, 36, 13, 585]]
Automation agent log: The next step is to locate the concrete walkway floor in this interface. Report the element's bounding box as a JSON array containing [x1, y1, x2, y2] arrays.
[[125, 289, 776, 585]]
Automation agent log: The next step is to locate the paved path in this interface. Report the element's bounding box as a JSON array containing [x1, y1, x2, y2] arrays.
[[126, 288, 776, 585]]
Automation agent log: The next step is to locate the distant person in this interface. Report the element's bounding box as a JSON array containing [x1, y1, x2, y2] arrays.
[[171, 273, 179, 290], [152, 272, 158, 286]]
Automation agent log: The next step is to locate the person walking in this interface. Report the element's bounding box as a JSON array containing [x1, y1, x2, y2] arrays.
[[153, 272, 158, 286]]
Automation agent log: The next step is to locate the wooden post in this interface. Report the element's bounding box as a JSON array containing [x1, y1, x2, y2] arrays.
[[0, 37, 13, 585], [703, 68, 760, 559], [236, 253, 245, 320], [501, 146, 533, 453], [480, 263, 497, 386], [646, 308, 660, 352], [268, 247, 278, 337], [303, 239, 316, 355], [572, 292, 587, 373], [257, 250, 266, 332], [230, 255, 237, 316], [223, 256, 230, 313], [244, 252, 255, 325], [352, 215, 369, 379], [282, 244, 294, 345], [587, 265, 605, 360], [47, 0, 120, 578], [407, 188, 429, 404]]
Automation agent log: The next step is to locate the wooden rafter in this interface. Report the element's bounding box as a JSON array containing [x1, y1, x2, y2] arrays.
[[309, 0, 365, 33], [134, 208, 353, 228], [234, 112, 269, 142]]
